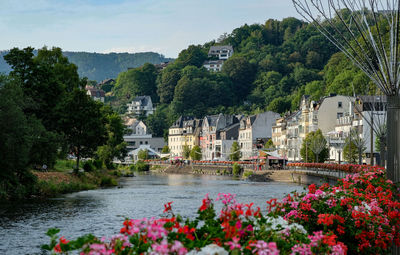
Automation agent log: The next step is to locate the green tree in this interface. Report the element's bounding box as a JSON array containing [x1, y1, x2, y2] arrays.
[[229, 141, 241, 161], [114, 63, 158, 103], [58, 89, 106, 170], [161, 145, 170, 153], [267, 97, 291, 114], [0, 79, 37, 199], [300, 130, 329, 163], [137, 149, 149, 160], [157, 67, 181, 104], [343, 138, 358, 164], [175, 45, 207, 68], [183, 145, 191, 159], [264, 139, 275, 149], [222, 57, 256, 100], [97, 107, 127, 168], [190, 145, 202, 160]]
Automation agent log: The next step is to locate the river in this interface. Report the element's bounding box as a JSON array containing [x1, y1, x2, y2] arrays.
[[0, 173, 304, 254]]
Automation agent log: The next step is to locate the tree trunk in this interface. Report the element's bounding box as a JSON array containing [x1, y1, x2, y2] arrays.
[[75, 147, 80, 173], [387, 96, 400, 184], [358, 147, 362, 165]]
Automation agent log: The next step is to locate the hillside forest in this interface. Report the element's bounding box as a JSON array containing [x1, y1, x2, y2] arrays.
[[108, 15, 379, 138]]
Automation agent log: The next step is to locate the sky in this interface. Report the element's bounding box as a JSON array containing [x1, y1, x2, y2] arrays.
[[0, 0, 302, 58]]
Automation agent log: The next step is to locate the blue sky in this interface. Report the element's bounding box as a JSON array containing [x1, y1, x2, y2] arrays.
[[0, 0, 301, 58]]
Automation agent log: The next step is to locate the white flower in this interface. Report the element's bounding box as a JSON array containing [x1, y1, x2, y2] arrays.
[[265, 216, 307, 234], [187, 244, 229, 255]]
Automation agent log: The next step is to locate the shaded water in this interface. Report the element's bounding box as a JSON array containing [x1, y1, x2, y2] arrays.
[[0, 173, 304, 254]]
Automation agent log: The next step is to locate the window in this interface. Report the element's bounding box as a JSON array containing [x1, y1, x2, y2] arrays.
[[140, 141, 143, 145], [145, 141, 148, 144], [338, 102, 343, 108], [337, 112, 343, 119]]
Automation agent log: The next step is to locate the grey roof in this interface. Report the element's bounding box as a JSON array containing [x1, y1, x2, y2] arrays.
[[171, 116, 195, 128], [220, 122, 239, 132], [208, 45, 233, 54], [133, 96, 151, 105], [206, 115, 220, 127], [98, 78, 115, 86]]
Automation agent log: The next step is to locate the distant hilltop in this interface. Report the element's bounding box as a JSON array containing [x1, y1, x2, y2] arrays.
[[0, 50, 173, 81]]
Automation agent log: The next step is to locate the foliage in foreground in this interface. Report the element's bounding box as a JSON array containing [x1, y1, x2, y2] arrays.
[[44, 165, 399, 254]]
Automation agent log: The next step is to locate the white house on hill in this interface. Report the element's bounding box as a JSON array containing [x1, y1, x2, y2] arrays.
[[127, 96, 154, 116]]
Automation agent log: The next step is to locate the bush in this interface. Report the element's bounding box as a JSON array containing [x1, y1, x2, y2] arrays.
[[243, 170, 253, 178], [100, 176, 117, 187], [83, 161, 94, 172], [232, 163, 242, 176], [93, 159, 103, 169], [135, 161, 150, 172]]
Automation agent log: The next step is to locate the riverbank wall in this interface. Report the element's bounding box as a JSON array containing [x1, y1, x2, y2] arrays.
[[150, 164, 339, 185]]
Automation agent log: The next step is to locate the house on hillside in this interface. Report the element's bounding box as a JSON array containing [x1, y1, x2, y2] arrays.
[[127, 96, 154, 116], [97, 78, 115, 93], [85, 85, 105, 102], [203, 60, 224, 72], [203, 45, 233, 72], [208, 45, 234, 60]]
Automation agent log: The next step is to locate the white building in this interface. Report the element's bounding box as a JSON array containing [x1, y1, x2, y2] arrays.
[[203, 45, 233, 72], [208, 45, 234, 60], [203, 60, 224, 72], [238, 111, 280, 160], [127, 96, 154, 116], [123, 118, 165, 160]]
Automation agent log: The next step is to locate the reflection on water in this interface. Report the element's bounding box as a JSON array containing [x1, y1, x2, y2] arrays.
[[0, 173, 304, 254]]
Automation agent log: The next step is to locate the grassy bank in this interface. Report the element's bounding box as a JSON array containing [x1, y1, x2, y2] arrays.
[[33, 170, 117, 197]]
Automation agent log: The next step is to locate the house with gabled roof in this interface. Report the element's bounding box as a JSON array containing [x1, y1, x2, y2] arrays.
[[85, 85, 105, 102], [200, 114, 239, 160], [127, 96, 154, 116], [208, 45, 234, 60], [238, 111, 280, 160]]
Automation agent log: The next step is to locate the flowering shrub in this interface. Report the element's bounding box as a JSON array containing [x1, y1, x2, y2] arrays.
[[273, 165, 400, 254], [43, 165, 399, 254], [287, 162, 385, 173]]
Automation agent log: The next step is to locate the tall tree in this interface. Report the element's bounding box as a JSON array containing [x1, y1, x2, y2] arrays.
[[222, 57, 256, 100], [190, 145, 202, 160], [97, 107, 127, 168], [230, 141, 241, 161], [58, 89, 106, 170], [300, 130, 329, 163]]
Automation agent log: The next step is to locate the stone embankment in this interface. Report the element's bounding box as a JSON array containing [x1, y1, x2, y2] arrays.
[[151, 164, 340, 185]]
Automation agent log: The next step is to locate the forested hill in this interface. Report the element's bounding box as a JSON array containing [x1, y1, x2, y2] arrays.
[[0, 50, 173, 81]]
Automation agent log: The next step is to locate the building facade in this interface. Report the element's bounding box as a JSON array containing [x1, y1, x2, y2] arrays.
[[127, 96, 155, 116], [238, 111, 280, 160]]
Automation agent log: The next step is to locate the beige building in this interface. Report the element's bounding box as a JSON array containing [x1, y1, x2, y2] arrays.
[[317, 95, 355, 134], [168, 116, 202, 158]]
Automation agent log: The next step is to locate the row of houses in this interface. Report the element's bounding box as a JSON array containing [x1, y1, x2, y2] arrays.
[[272, 94, 386, 164], [168, 111, 280, 160]]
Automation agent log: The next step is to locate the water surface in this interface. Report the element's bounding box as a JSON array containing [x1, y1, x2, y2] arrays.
[[0, 173, 304, 254]]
